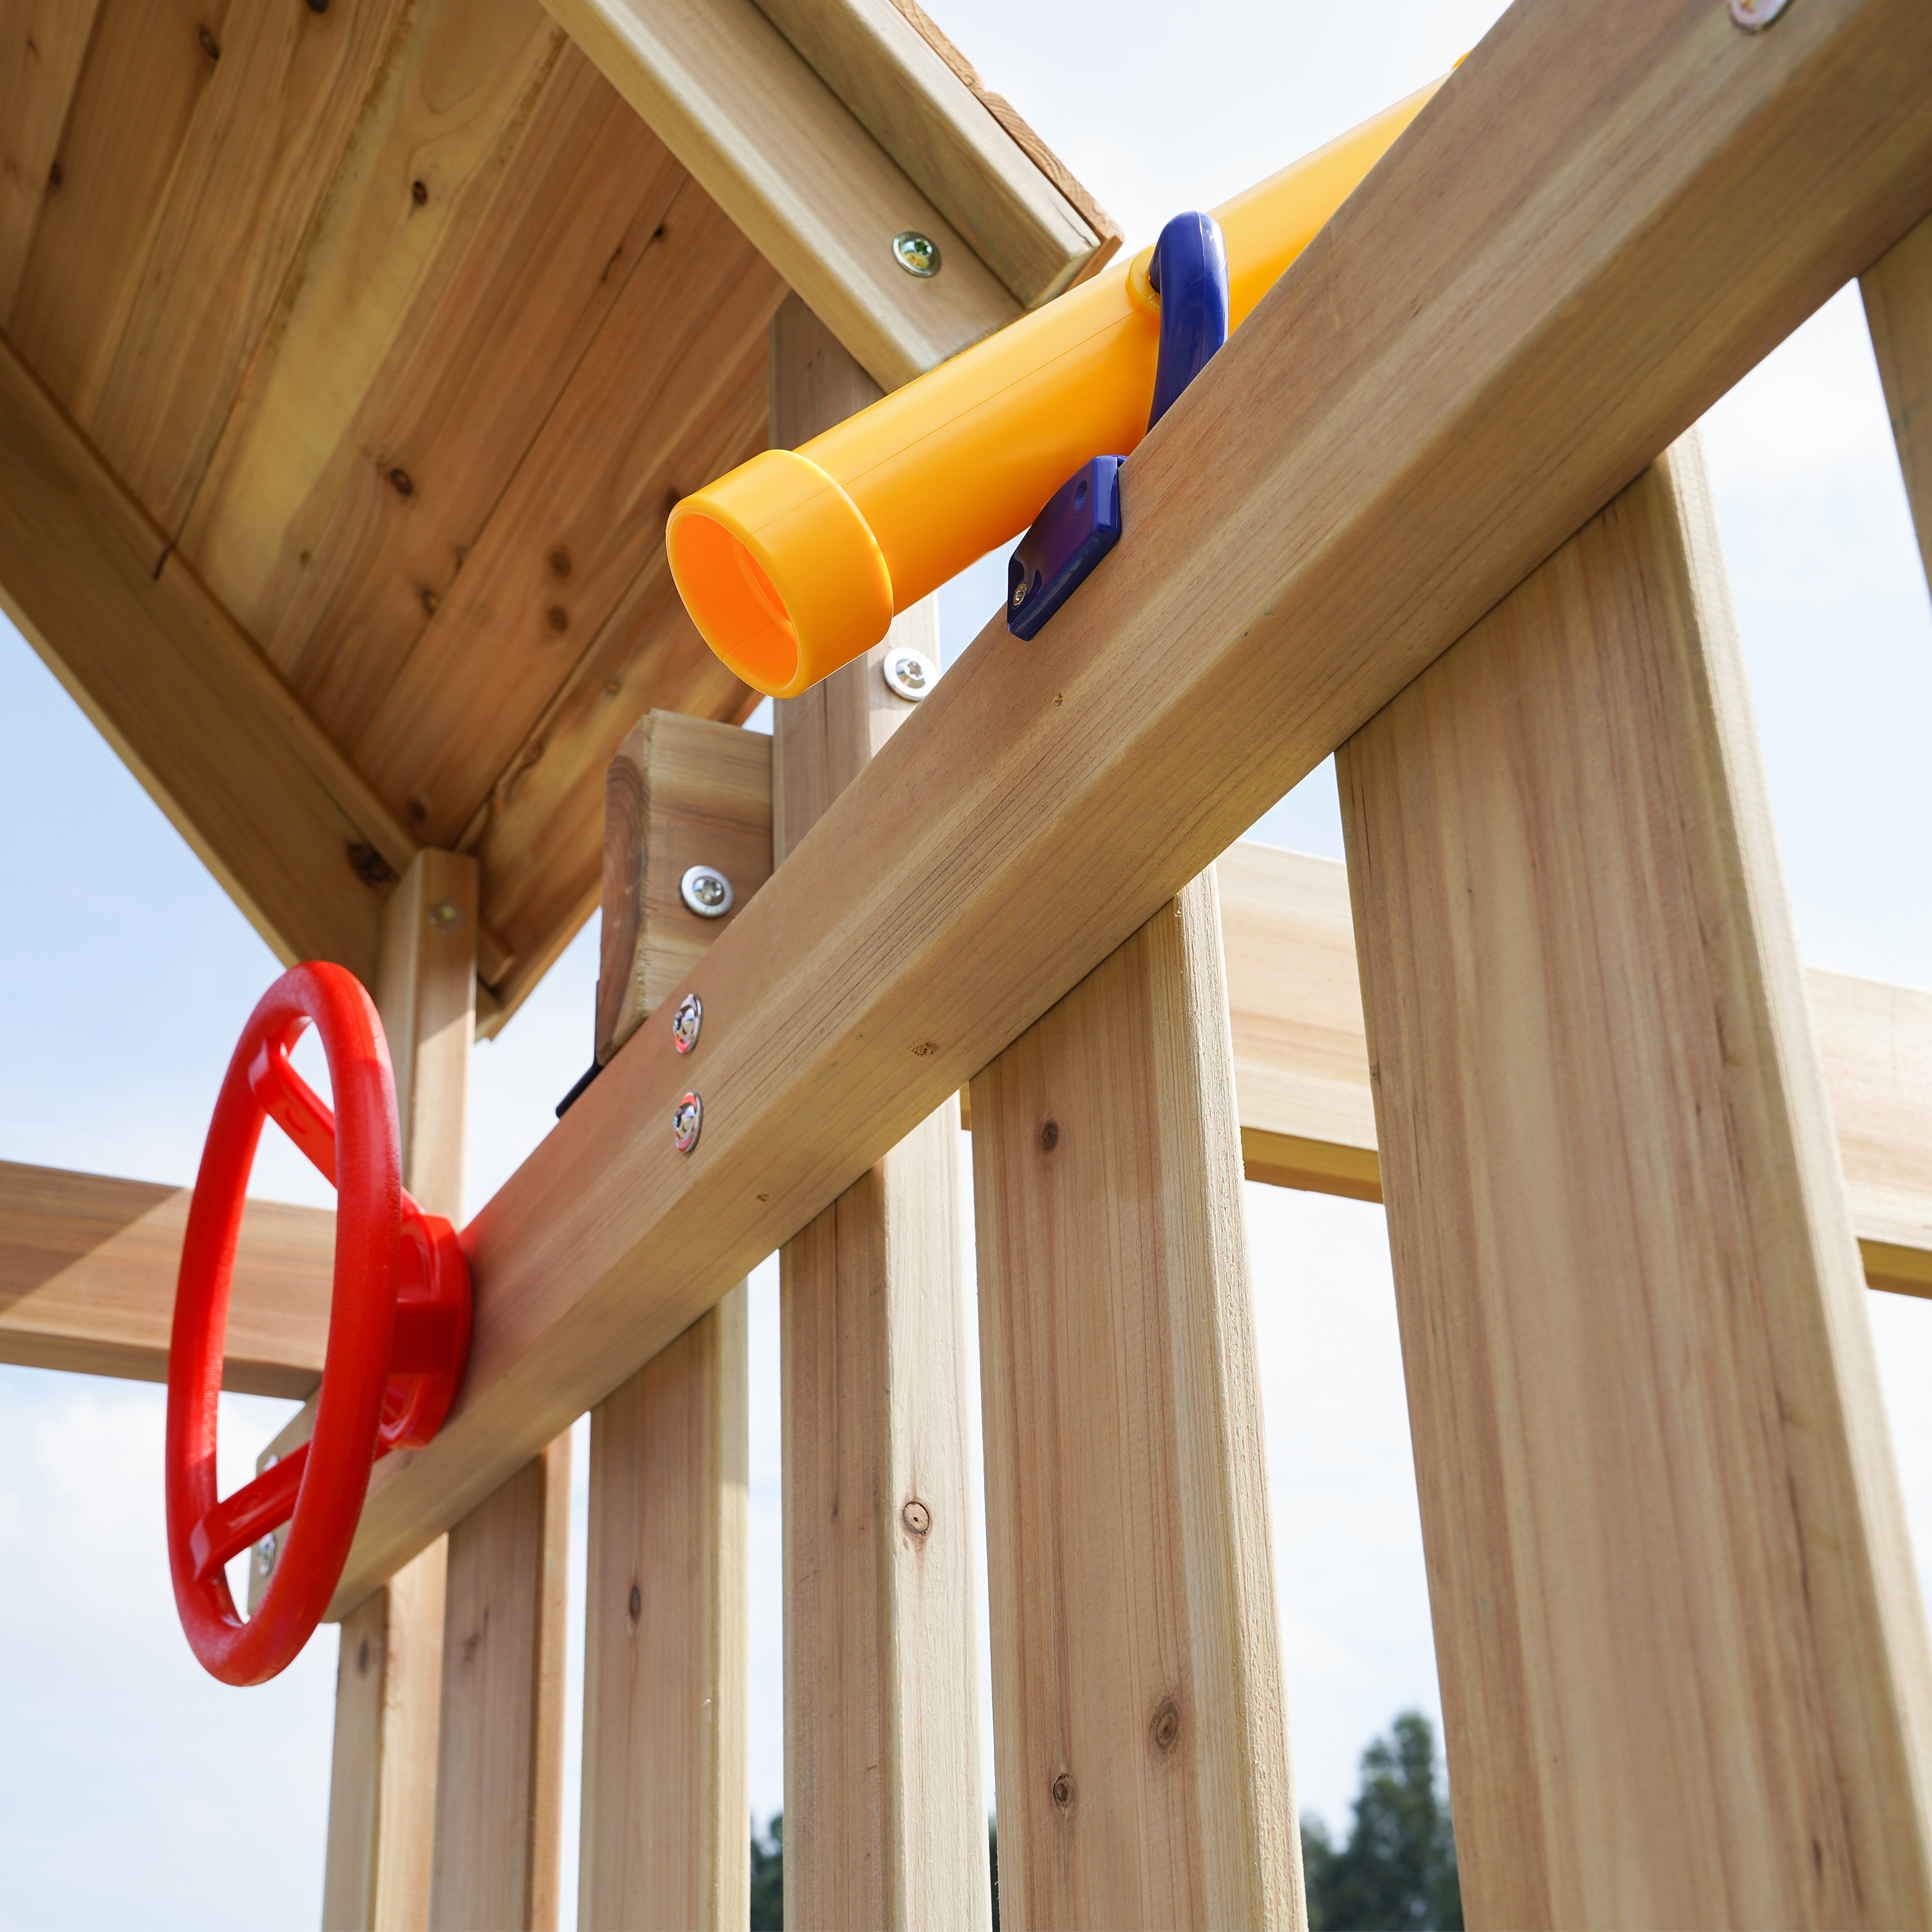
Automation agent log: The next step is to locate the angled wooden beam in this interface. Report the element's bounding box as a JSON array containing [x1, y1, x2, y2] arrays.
[[0, 334, 413, 990], [327, 0, 1932, 1616], [0, 1159, 329, 1397], [1862, 211, 1932, 592], [750, 0, 1117, 307], [538, 0, 1025, 389], [1338, 438, 1932, 1924]]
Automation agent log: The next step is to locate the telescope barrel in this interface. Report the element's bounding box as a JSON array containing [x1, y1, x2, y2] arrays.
[[666, 79, 1444, 700]]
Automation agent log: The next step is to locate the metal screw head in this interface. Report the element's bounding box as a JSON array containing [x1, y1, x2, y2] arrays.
[[891, 231, 941, 278], [1729, 0, 1791, 24], [254, 1535, 278, 1578], [672, 1091, 703, 1153], [672, 991, 703, 1055], [1010, 579, 1028, 609], [881, 647, 937, 703], [426, 898, 464, 931], [680, 864, 734, 918]]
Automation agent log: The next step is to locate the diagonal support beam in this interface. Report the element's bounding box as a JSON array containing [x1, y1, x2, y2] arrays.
[[328, 0, 1932, 1617]]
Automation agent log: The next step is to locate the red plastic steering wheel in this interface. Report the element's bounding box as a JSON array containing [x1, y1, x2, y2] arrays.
[[166, 963, 471, 1685]]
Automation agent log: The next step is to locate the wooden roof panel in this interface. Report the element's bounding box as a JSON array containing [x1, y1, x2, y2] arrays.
[[0, 0, 1113, 1028]]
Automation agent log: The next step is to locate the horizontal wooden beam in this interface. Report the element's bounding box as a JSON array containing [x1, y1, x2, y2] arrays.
[[326, 0, 1932, 1616], [539, 0, 1025, 390], [1220, 844, 1932, 1299], [0, 1160, 329, 1397]]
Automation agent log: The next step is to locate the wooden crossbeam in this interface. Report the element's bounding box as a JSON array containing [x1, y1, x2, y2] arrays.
[[542, 0, 1030, 390], [326, 0, 1932, 1616], [0, 1159, 329, 1397]]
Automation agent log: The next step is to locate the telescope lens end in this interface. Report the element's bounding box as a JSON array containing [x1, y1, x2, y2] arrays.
[[667, 449, 894, 699]]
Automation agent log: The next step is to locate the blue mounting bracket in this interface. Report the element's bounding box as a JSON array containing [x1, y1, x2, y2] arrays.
[[1006, 210, 1231, 642]]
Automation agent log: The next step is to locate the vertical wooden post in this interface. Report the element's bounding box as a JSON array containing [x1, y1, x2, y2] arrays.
[[772, 293, 990, 1932], [1862, 214, 1932, 592], [577, 710, 756, 1929], [1338, 437, 1932, 1927], [321, 850, 475, 1932], [430, 1437, 574, 1932], [971, 873, 1299, 1931]]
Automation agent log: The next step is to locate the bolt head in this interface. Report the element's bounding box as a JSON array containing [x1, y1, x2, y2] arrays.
[[426, 898, 464, 931], [881, 647, 937, 703], [1011, 580, 1028, 609], [672, 991, 703, 1054], [672, 1091, 703, 1153], [680, 865, 734, 919], [892, 231, 941, 278], [254, 1535, 278, 1577]]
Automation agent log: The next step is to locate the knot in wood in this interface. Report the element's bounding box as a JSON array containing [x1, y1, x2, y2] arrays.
[[1041, 1119, 1060, 1153], [1150, 1700, 1180, 1753], [1050, 1772, 1074, 1808]]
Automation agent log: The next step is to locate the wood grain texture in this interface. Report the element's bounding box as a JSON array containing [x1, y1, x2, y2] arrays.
[[578, 1285, 749, 1931], [750, 0, 1106, 307], [0, 334, 415, 986], [323, 1542, 450, 1932], [0, 1160, 328, 1396], [772, 297, 989, 1932], [174, 0, 568, 644], [1338, 440, 1932, 1927], [1862, 211, 1932, 594], [971, 871, 1298, 1931], [540, 0, 1020, 390], [430, 1436, 573, 1932], [377, 851, 479, 1223], [325, 0, 1932, 1612], [0, 0, 101, 316], [595, 712, 773, 1065]]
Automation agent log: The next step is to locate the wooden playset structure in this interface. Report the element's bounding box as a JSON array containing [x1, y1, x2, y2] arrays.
[[5, 0, 1932, 1924]]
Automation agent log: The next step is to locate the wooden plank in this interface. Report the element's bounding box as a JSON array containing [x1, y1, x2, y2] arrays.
[[0, 334, 418, 987], [1861, 211, 1932, 594], [540, 0, 1021, 391], [972, 871, 1296, 1928], [1338, 440, 1932, 1926], [313, 847, 477, 1928], [578, 710, 750, 1927], [352, 182, 782, 851], [579, 1286, 749, 1929], [323, 1543, 449, 1932], [0, 1159, 328, 1396], [80, 0, 410, 535], [429, 1435, 573, 1932], [595, 712, 773, 1066], [771, 294, 989, 1931], [326, 0, 1932, 1613], [172, 0, 566, 649], [0, 0, 102, 316], [750, 0, 1112, 307], [4, 0, 223, 424]]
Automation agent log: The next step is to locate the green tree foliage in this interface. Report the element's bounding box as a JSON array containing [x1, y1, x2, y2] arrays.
[[1300, 1710, 1463, 1932], [750, 1813, 783, 1930]]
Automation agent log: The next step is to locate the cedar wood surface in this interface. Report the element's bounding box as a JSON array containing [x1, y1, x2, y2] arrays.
[[972, 872, 1298, 1928], [772, 294, 990, 1930], [1863, 211, 1932, 595], [323, 0, 1932, 1617], [1340, 441, 1932, 1926]]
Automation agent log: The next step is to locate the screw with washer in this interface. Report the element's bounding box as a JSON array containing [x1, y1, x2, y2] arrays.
[[882, 647, 938, 703], [426, 899, 465, 931], [672, 991, 703, 1055], [681, 864, 734, 918], [892, 231, 941, 278], [672, 1091, 703, 1153]]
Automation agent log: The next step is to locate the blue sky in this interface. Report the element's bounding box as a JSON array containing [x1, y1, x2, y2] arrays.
[[6, 2, 1932, 1924]]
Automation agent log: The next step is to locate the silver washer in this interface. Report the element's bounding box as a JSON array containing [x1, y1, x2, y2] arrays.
[[891, 231, 940, 278], [672, 991, 703, 1054], [882, 647, 938, 703], [672, 1091, 703, 1154], [680, 864, 734, 918]]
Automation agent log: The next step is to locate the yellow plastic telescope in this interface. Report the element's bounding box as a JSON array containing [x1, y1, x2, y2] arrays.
[[667, 80, 1444, 699]]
